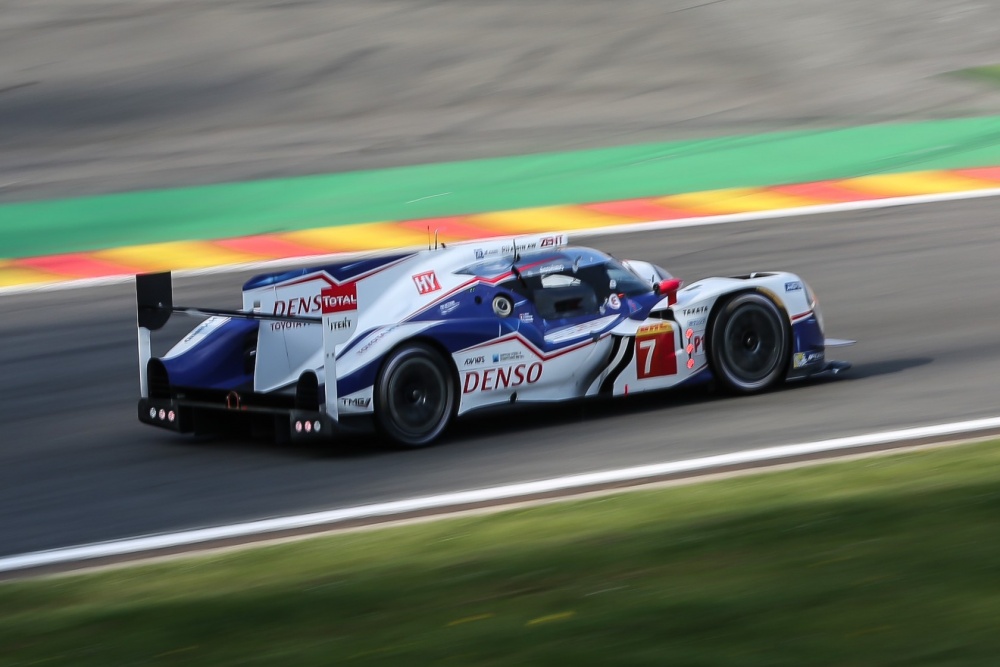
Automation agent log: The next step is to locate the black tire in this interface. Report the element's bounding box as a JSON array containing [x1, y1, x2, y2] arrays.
[[709, 291, 790, 394], [374, 342, 456, 447]]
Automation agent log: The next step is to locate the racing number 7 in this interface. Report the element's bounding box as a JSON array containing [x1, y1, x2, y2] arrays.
[[635, 325, 677, 379], [638, 339, 657, 376]]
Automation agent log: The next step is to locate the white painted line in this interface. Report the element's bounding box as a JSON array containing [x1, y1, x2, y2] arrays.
[[2, 416, 999, 574], [3, 185, 1000, 298], [406, 191, 452, 203]]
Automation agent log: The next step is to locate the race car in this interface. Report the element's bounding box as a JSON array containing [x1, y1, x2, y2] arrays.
[[136, 233, 852, 447]]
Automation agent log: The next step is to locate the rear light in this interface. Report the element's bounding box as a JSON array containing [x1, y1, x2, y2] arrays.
[[294, 420, 323, 435]]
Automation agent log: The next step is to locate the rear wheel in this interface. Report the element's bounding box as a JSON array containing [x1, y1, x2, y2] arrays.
[[374, 343, 455, 447], [709, 292, 790, 394]]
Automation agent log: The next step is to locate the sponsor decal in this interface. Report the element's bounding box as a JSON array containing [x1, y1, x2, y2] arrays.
[[474, 237, 560, 261], [274, 295, 323, 317], [608, 294, 621, 310], [637, 322, 673, 336], [683, 327, 705, 370], [180, 317, 230, 344], [686, 316, 706, 328], [519, 313, 534, 323], [320, 283, 358, 314], [356, 327, 395, 355], [680, 306, 708, 316], [635, 322, 677, 379], [270, 320, 310, 331], [327, 316, 353, 332], [321, 284, 358, 344], [269, 284, 358, 331], [464, 355, 486, 366], [492, 351, 524, 363], [439, 300, 461, 315], [412, 271, 441, 295], [474, 245, 520, 260], [341, 396, 372, 409], [539, 264, 564, 274], [785, 281, 803, 292], [463, 362, 543, 393], [793, 351, 824, 368]]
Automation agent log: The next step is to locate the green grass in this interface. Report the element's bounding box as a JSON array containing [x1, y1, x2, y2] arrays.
[[4, 442, 1000, 666], [952, 65, 1000, 89]]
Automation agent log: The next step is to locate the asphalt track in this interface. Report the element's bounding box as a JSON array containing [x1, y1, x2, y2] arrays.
[[2, 197, 1000, 558]]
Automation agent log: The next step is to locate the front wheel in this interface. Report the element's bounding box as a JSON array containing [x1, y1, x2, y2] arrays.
[[374, 343, 456, 447], [709, 292, 790, 394]]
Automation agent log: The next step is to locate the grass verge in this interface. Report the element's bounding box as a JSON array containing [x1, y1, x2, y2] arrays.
[[951, 65, 1000, 89], [3, 441, 1000, 666]]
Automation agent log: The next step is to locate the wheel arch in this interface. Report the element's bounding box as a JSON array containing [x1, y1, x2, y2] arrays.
[[375, 334, 461, 413], [371, 335, 461, 448], [705, 287, 794, 392], [408, 335, 461, 399], [705, 287, 793, 357]]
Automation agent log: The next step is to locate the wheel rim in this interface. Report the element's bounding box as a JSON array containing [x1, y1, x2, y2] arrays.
[[385, 356, 449, 439], [721, 304, 783, 383]]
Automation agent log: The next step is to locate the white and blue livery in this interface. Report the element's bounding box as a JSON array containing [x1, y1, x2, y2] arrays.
[[136, 233, 852, 447]]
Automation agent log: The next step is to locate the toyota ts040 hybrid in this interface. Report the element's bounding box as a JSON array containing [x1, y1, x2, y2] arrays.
[[136, 233, 852, 447]]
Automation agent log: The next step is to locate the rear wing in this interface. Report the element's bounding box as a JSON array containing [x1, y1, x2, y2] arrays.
[[135, 272, 357, 422]]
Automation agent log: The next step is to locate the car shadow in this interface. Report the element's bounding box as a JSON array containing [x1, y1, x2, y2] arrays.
[[151, 356, 933, 457], [828, 356, 933, 380], [446, 356, 935, 442]]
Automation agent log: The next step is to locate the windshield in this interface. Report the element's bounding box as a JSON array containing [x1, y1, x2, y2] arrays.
[[498, 257, 653, 322], [604, 259, 654, 297]]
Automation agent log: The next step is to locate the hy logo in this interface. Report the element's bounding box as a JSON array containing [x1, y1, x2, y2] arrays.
[[412, 271, 441, 295]]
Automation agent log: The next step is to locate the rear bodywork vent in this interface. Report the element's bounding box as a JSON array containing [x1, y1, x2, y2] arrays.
[[296, 372, 321, 411], [147, 359, 170, 399]]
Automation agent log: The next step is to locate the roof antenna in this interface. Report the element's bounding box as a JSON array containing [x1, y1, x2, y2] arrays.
[[427, 225, 431, 251], [512, 237, 520, 263], [434, 229, 439, 250]]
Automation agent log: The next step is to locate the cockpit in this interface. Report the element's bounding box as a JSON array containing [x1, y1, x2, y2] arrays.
[[462, 247, 655, 323]]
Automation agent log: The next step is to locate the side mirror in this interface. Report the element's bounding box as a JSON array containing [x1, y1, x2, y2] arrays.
[[655, 278, 683, 305]]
